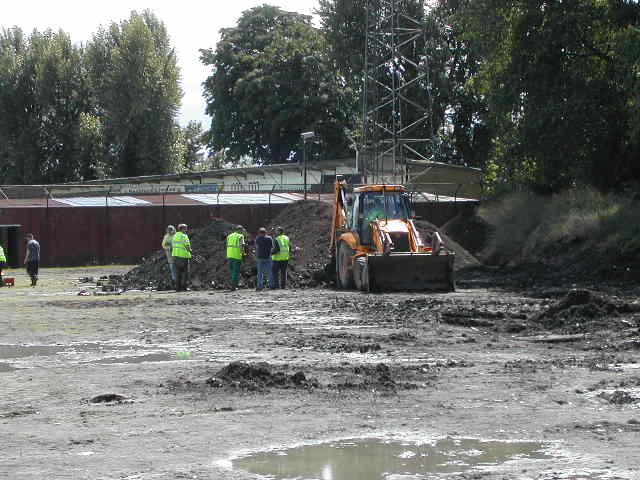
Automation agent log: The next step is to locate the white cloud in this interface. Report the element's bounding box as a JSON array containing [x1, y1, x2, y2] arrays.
[[2, 0, 320, 127]]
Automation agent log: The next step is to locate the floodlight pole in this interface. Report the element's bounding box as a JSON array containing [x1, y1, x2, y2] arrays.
[[301, 132, 315, 200]]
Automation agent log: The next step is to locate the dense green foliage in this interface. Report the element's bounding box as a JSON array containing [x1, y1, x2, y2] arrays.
[[0, 11, 185, 184], [438, 0, 640, 193], [85, 11, 183, 178], [1, 2, 638, 192], [201, 5, 353, 164]]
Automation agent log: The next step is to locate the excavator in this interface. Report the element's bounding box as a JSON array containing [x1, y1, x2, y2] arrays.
[[330, 176, 455, 292]]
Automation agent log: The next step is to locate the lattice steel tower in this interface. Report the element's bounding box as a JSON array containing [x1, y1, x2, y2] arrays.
[[361, 0, 437, 182]]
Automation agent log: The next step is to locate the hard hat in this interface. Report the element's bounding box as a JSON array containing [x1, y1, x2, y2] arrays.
[[178, 223, 188, 230]]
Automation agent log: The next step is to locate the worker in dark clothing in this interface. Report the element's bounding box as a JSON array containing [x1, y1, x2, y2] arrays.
[[24, 233, 40, 287], [171, 224, 192, 291], [271, 226, 291, 289], [254, 227, 274, 290]]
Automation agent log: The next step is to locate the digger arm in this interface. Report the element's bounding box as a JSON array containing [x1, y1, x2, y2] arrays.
[[329, 178, 349, 256]]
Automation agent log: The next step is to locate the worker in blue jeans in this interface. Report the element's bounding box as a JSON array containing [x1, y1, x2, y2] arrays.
[[254, 227, 274, 290]]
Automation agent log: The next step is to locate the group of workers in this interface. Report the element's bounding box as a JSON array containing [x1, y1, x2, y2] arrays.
[[0, 233, 41, 288], [161, 224, 292, 291]]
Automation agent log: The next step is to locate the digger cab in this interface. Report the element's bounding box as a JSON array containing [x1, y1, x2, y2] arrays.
[[345, 186, 411, 246]]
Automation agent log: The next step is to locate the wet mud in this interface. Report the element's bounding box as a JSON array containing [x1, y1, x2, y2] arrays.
[[1, 264, 640, 479]]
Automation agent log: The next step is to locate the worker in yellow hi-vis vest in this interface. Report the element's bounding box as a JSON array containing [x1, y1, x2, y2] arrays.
[[271, 226, 292, 289], [171, 224, 192, 291], [226, 225, 246, 291], [0, 243, 6, 286]]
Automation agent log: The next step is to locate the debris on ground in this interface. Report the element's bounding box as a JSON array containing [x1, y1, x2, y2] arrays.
[[328, 363, 418, 391], [274, 332, 382, 353], [89, 393, 128, 404], [598, 390, 639, 405], [206, 361, 318, 391]]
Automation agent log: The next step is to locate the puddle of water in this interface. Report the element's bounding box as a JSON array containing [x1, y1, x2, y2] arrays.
[[0, 343, 132, 360], [0, 362, 18, 372], [232, 437, 550, 479], [91, 352, 177, 365], [0, 343, 195, 367]]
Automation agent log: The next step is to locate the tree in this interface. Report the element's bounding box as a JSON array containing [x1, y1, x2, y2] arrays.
[[181, 121, 205, 171], [201, 5, 352, 164], [0, 27, 97, 184], [86, 10, 183, 178], [445, 0, 640, 192]]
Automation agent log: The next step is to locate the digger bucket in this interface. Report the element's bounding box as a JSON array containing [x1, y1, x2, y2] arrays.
[[365, 252, 455, 292]]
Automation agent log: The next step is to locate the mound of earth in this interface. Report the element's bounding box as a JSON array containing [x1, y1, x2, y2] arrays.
[[124, 218, 257, 291], [124, 200, 334, 290], [206, 361, 318, 391], [268, 200, 334, 286], [414, 220, 480, 271], [441, 211, 495, 256], [531, 289, 640, 333]]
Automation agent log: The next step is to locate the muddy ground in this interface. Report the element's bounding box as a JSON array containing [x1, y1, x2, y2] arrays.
[[1, 266, 640, 479]]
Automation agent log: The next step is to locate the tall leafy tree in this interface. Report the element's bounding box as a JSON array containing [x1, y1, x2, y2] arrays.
[[0, 28, 95, 183], [201, 5, 352, 164], [447, 0, 640, 192], [86, 10, 183, 178]]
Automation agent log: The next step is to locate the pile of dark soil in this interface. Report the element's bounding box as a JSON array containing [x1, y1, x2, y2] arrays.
[[124, 200, 334, 290], [124, 218, 256, 290], [531, 289, 640, 333], [268, 200, 333, 287], [441, 212, 495, 257], [414, 220, 480, 271], [206, 361, 318, 391]]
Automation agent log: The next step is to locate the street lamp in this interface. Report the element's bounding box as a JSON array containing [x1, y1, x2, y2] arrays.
[[300, 131, 315, 200]]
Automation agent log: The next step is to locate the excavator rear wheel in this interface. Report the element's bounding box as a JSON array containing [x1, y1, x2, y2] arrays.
[[336, 241, 355, 289]]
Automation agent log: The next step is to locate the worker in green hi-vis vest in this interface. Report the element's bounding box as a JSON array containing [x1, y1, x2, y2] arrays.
[[271, 226, 292, 289], [226, 225, 246, 291], [0, 243, 6, 286], [171, 224, 192, 291]]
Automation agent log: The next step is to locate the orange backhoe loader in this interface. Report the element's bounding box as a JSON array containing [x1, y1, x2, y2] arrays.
[[329, 176, 455, 292]]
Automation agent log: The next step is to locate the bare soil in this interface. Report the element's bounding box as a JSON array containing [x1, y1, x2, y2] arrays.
[[1, 264, 640, 479]]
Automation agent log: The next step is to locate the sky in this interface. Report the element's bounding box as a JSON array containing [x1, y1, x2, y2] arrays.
[[2, 0, 321, 128]]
